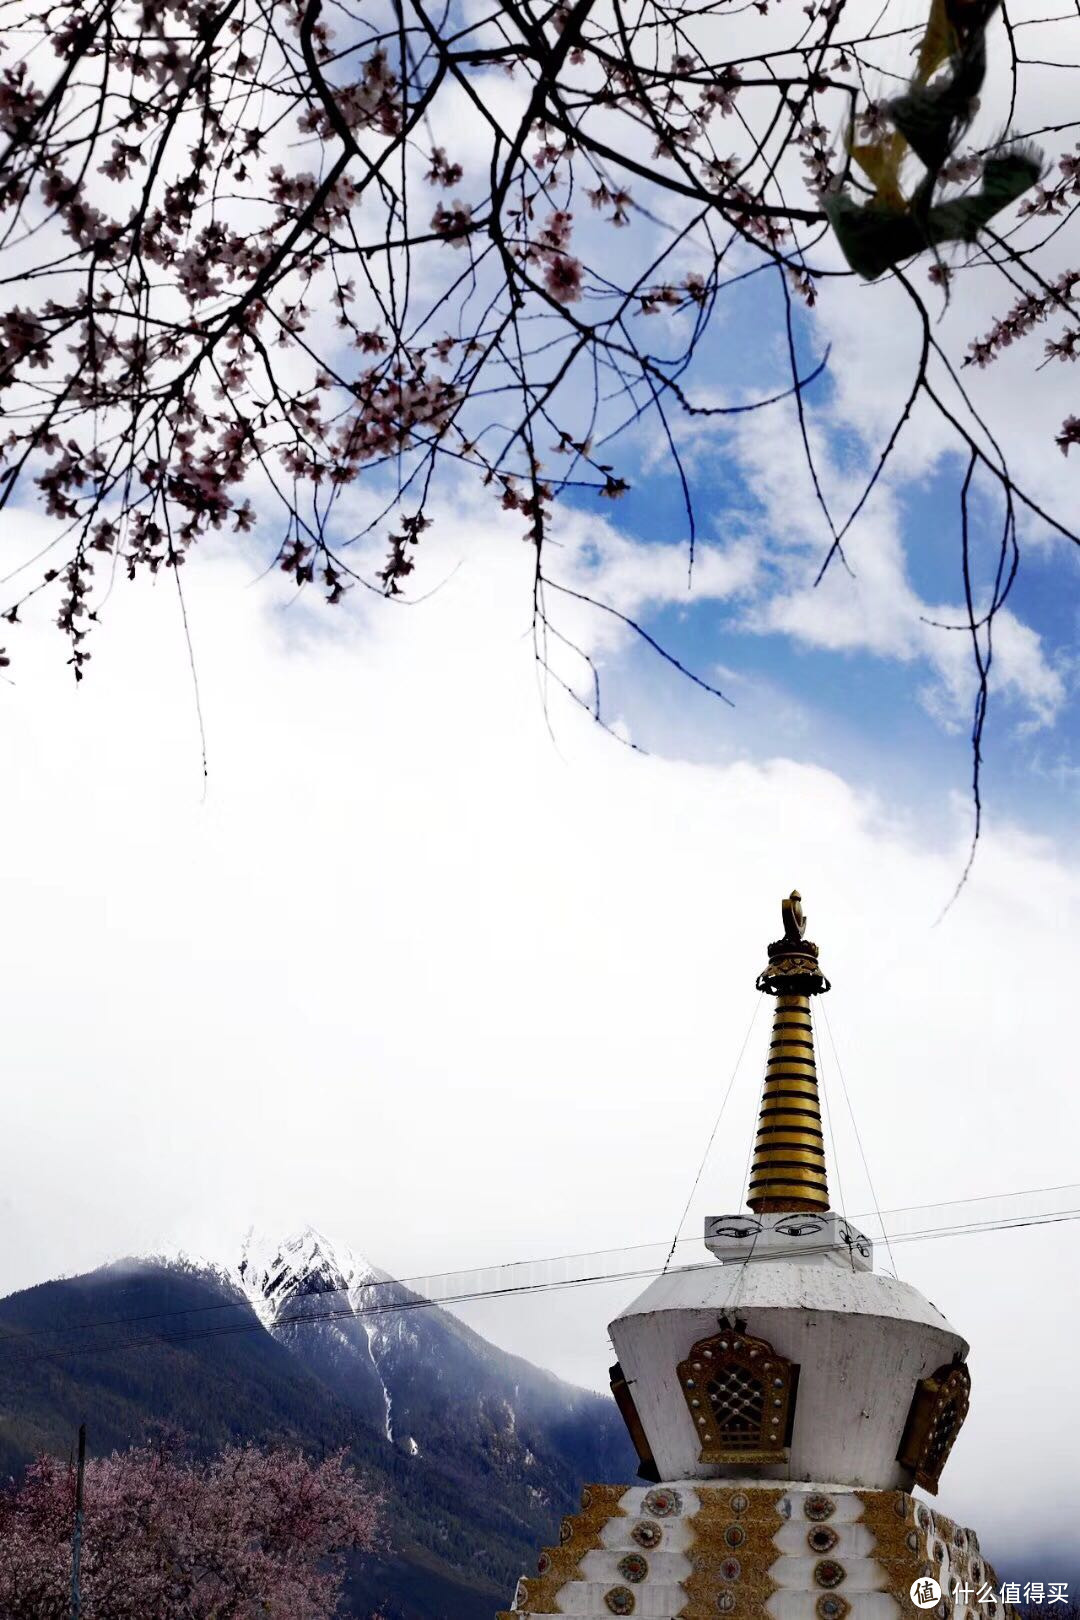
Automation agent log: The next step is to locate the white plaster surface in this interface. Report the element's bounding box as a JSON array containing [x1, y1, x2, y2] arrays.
[[608, 1261, 967, 1486], [597, 1513, 695, 1554], [773, 1519, 877, 1555], [767, 1595, 903, 1620], [577, 1548, 693, 1583], [770, 1555, 888, 1590], [548, 1580, 685, 1616]]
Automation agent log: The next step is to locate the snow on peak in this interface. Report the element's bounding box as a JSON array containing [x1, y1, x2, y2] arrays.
[[234, 1225, 386, 1329]]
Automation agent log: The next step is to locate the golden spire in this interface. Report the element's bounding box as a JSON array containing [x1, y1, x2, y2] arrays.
[[747, 891, 831, 1214]]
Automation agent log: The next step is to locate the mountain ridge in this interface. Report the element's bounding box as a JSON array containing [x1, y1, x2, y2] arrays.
[[0, 1229, 637, 1619]]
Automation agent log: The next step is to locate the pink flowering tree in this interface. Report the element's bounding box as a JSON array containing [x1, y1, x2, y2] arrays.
[[0, 1441, 383, 1619], [0, 0, 1076, 831]]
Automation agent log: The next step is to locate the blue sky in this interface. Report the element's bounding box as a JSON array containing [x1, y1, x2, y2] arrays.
[[553, 322, 1080, 848], [487, 158, 1080, 861]]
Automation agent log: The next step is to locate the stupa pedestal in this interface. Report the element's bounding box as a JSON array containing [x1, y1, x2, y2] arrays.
[[499, 1480, 1012, 1620]]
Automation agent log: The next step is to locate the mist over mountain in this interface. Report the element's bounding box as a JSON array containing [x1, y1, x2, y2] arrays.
[[0, 1228, 636, 1619]]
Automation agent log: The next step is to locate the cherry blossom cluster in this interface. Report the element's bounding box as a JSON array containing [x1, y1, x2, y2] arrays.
[[966, 270, 1080, 366], [966, 268, 1080, 454], [1019, 141, 1080, 219]]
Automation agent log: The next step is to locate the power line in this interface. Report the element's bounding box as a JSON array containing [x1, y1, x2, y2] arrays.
[[856, 1181, 1080, 1216], [4, 1179, 1078, 1351], [813, 1002, 854, 1272], [2, 1201, 1077, 1372], [820, 1001, 900, 1283], [662, 992, 762, 1273]]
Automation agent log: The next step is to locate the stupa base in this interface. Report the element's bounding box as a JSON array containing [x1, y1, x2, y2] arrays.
[[498, 1481, 1015, 1620]]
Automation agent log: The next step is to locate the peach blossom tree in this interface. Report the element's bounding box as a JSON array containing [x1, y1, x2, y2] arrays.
[[0, 1440, 382, 1618]]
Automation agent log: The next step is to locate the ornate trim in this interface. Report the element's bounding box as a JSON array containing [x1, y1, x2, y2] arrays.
[[897, 1360, 971, 1493], [676, 1321, 798, 1463], [755, 891, 830, 996]]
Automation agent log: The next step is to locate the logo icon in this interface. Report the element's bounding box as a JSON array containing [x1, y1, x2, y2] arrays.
[[910, 1578, 942, 1609]]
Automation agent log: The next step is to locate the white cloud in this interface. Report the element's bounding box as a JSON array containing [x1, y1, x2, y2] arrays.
[[0, 497, 1077, 1570], [712, 400, 1067, 732], [553, 512, 758, 621]]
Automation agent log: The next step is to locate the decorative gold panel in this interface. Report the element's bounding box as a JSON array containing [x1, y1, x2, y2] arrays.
[[680, 1485, 785, 1620], [857, 1489, 1017, 1620], [896, 1359, 971, 1493], [676, 1321, 798, 1464], [497, 1483, 627, 1617]]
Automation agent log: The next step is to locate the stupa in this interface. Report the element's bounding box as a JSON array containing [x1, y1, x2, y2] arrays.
[[499, 892, 1014, 1620]]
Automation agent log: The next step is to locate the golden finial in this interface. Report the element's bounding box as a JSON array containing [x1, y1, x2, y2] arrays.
[[781, 889, 806, 940], [746, 890, 831, 1215], [756, 889, 831, 998]]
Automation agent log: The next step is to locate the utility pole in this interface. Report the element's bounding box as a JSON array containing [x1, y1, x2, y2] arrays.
[[70, 1423, 85, 1620]]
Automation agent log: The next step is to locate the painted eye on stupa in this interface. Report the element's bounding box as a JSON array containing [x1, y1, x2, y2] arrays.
[[776, 1219, 824, 1236]]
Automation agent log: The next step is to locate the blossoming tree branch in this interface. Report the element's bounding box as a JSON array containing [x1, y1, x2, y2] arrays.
[[0, 0, 1076, 770]]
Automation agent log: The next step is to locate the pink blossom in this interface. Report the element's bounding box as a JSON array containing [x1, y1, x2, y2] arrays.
[[543, 253, 583, 302], [431, 199, 472, 245], [426, 146, 463, 187], [0, 1441, 382, 1619], [1056, 415, 1080, 455]]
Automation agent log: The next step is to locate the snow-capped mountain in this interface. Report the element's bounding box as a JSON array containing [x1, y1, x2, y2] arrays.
[[236, 1226, 386, 1325], [234, 1226, 406, 1446], [0, 1228, 636, 1619], [231, 1224, 625, 1482]]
